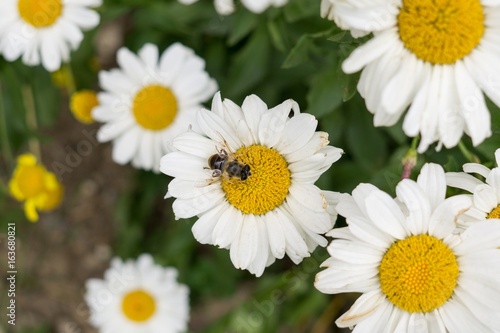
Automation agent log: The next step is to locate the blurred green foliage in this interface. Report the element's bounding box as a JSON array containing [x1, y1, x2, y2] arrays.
[[2, 0, 500, 332]]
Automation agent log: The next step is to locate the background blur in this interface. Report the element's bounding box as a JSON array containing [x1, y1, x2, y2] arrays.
[[1, 0, 500, 332]]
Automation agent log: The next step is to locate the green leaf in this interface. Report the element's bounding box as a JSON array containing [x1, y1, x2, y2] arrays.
[[306, 65, 343, 118], [267, 17, 289, 52], [228, 11, 259, 46], [282, 35, 317, 69], [225, 26, 271, 98], [283, 0, 320, 22], [345, 104, 388, 172]]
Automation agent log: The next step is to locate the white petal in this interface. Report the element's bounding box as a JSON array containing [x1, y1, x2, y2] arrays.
[[429, 195, 472, 239], [265, 212, 286, 259], [396, 179, 432, 235], [438, 298, 493, 333], [241, 94, 267, 142], [158, 43, 190, 85], [417, 163, 446, 210], [111, 127, 141, 165], [472, 184, 497, 213], [248, 217, 270, 277], [230, 215, 258, 270], [258, 99, 298, 148], [160, 152, 207, 179], [365, 190, 407, 240], [455, 61, 491, 146], [463, 162, 491, 178], [138, 43, 159, 70], [197, 109, 242, 151], [138, 131, 154, 170], [64, 6, 100, 29], [116, 47, 148, 83], [342, 29, 396, 74], [381, 53, 422, 115], [40, 33, 62, 71], [172, 189, 225, 219], [192, 204, 225, 244], [172, 131, 216, 159], [284, 197, 332, 234], [446, 172, 484, 193], [333, 290, 386, 328], [212, 206, 243, 248], [167, 178, 219, 199], [453, 220, 500, 255], [275, 113, 317, 155]]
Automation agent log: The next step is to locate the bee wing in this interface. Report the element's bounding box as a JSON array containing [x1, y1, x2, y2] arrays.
[[194, 169, 221, 188], [210, 130, 237, 155]]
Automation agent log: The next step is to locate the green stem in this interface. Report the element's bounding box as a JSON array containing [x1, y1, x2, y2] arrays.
[[0, 81, 14, 169], [21, 84, 41, 161], [458, 141, 479, 163], [64, 62, 77, 96], [410, 135, 419, 151]]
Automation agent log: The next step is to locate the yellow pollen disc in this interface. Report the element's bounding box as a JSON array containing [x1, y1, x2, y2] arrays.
[[121, 290, 156, 322], [398, 0, 485, 64], [39, 172, 63, 211], [221, 145, 291, 215], [132, 85, 178, 131], [379, 234, 459, 313], [18, 0, 63, 28], [487, 205, 500, 219], [16, 165, 46, 198], [70, 90, 98, 124]]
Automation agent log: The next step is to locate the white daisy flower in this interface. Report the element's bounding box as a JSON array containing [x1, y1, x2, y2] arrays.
[[446, 148, 500, 228], [320, 0, 369, 38], [323, 0, 500, 152], [85, 254, 189, 333], [0, 0, 102, 72], [92, 43, 218, 172], [315, 163, 500, 332], [178, 0, 287, 15], [160, 92, 343, 276]]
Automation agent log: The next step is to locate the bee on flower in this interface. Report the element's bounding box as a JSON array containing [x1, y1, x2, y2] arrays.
[[160, 92, 344, 276]]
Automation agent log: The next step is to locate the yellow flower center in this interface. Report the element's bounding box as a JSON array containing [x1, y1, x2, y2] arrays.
[[221, 145, 291, 215], [121, 290, 156, 322], [39, 172, 63, 211], [132, 85, 178, 131], [18, 0, 63, 28], [397, 0, 485, 64], [70, 90, 98, 124], [487, 205, 500, 219], [379, 234, 459, 313], [16, 165, 46, 198]]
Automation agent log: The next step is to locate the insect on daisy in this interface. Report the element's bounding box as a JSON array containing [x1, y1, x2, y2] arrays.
[[323, 0, 500, 152], [85, 254, 189, 333], [92, 43, 217, 172], [315, 163, 500, 332], [160, 92, 344, 276], [0, 0, 102, 72], [446, 148, 500, 228]]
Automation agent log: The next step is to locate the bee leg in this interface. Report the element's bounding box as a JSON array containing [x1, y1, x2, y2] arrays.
[[212, 170, 222, 177]]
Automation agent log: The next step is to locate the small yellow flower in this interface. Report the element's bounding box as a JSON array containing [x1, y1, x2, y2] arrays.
[[51, 67, 73, 90], [70, 90, 99, 124], [9, 154, 63, 222]]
